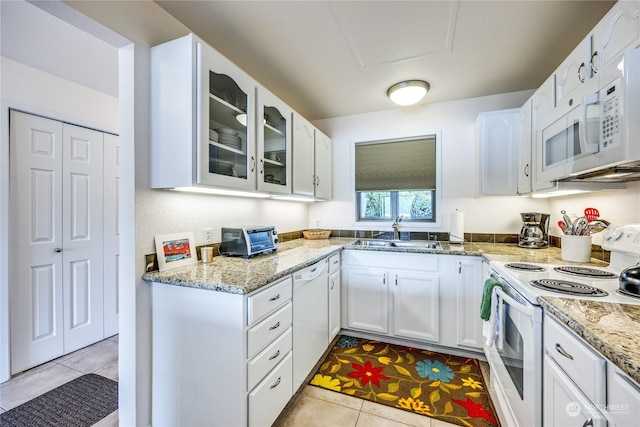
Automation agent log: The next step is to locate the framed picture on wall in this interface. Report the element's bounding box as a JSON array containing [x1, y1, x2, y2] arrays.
[[154, 232, 196, 271]]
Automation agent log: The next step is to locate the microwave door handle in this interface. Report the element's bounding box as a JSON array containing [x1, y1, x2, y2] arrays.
[[581, 92, 600, 154]]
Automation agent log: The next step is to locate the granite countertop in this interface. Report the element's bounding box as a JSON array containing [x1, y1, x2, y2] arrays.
[[142, 238, 352, 294], [539, 297, 640, 384]]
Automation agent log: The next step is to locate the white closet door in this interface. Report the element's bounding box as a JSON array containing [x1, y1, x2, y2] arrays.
[[10, 111, 65, 374], [103, 133, 119, 337], [61, 123, 104, 353]]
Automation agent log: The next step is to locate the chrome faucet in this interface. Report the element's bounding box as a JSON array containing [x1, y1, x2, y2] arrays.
[[392, 216, 402, 240]]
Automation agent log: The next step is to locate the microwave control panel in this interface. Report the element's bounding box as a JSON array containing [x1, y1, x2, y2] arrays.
[[601, 78, 621, 149]]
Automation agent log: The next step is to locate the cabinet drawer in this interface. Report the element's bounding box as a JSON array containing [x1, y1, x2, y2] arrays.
[[247, 327, 292, 391], [544, 316, 605, 404], [328, 254, 341, 274], [248, 302, 292, 358], [248, 277, 292, 326], [249, 352, 293, 427]]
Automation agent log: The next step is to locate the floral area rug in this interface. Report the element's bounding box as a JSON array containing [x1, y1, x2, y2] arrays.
[[310, 336, 499, 427]]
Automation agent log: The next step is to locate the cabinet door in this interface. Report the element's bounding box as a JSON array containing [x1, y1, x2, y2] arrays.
[[198, 42, 256, 191], [257, 87, 292, 194], [345, 268, 388, 334], [328, 270, 341, 341], [517, 99, 533, 194], [392, 270, 439, 343], [477, 109, 519, 195], [292, 113, 315, 197], [314, 130, 333, 200], [455, 258, 483, 349], [555, 38, 592, 106], [531, 75, 557, 191], [606, 362, 640, 426], [543, 355, 607, 427], [591, 1, 640, 72]]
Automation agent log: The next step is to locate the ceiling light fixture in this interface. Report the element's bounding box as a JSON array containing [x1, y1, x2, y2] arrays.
[[387, 80, 430, 106]]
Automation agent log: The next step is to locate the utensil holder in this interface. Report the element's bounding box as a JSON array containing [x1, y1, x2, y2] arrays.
[[201, 247, 214, 263], [561, 235, 592, 262]]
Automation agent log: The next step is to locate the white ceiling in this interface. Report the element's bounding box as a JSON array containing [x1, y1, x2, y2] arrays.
[[5, 0, 616, 121], [151, 0, 616, 120]]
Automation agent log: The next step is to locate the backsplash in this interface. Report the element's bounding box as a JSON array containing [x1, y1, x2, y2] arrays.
[[144, 229, 609, 272]]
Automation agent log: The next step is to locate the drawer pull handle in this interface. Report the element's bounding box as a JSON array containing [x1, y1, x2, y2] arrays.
[[269, 321, 281, 331], [269, 350, 281, 360], [270, 376, 281, 389], [555, 343, 574, 360], [582, 418, 593, 427], [269, 294, 281, 302]]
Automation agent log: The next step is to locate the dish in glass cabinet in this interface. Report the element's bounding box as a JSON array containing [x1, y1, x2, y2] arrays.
[[216, 128, 238, 136]]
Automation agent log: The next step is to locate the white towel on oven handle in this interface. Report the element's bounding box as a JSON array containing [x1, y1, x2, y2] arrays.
[[482, 286, 503, 349]]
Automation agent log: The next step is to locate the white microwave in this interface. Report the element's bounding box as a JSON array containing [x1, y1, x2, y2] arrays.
[[536, 48, 640, 183]]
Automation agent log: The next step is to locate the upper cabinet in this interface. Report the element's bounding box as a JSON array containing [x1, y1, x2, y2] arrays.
[[198, 42, 257, 191], [257, 88, 292, 194], [292, 113, 333, 200], [151, 34, 329, 199], [477, 109, 519, 196], [518, 98, 533, 195], [554, 38, 593, 108], [591, 1, 640, 72]]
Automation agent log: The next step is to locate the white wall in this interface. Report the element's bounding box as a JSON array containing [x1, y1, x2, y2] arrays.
[[311, 90, 550, 236], [0, 57, 119, 382]]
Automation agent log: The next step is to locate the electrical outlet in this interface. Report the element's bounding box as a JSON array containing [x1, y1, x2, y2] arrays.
[[204, 228, 213, 244]]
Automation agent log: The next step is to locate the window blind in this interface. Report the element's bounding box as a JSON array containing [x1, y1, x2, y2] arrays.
[[355, 136, 436, 191]]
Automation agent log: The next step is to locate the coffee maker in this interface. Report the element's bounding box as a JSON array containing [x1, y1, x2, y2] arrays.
[[518, 212, 550, 248]]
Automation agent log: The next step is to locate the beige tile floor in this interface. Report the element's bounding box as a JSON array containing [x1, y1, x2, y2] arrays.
[[0, 335, 119, 426], [1, 336, 490, 427]]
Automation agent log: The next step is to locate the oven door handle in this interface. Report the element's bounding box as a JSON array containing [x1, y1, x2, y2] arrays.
[[494, 286, 535, 317]]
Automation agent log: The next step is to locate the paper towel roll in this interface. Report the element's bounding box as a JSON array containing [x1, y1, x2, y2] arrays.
[[450, 211, 465, 243]]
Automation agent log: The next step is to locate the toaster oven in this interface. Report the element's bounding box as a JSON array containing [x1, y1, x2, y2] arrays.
[[219, 226, 279, 258]]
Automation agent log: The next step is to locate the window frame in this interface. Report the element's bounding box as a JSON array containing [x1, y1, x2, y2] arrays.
[[352, 133, 442, 229]]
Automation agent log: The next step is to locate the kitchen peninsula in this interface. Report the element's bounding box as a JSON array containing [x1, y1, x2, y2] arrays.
[[143, 236, 640, 427]]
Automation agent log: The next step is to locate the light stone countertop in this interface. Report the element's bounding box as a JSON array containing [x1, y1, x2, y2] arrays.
[[539, 297, 640, 384], [143, 236, 639, 384]]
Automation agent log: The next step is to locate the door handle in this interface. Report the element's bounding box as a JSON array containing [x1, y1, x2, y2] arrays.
[[55, 248, 63, 253]]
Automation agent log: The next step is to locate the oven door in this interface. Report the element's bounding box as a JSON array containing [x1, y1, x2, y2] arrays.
[[484, 284, 543, 427]]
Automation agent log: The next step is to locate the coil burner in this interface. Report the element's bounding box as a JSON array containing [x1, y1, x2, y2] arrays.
[[504, 263, 547, 272], [617, 289, 640, 299], [554, 266, 617, 279], [529, 279, 608, 296]]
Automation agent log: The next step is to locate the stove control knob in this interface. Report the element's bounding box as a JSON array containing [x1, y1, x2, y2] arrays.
[[606, 228, 624, 241]]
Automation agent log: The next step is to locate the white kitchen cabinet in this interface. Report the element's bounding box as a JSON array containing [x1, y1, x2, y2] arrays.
[[328, 254, 341, 342], [314, 129, 333, 200], [591, 1, 640, 73], [543, 315, 607, 427], [392, 271, 440, 342], [257, 87, 292, 194], [292, 112, 333, 200], [554, 37, 594, 107], [151, 34, 256, 191], [517, 98, 533, 194], [343, 251, 440, 344], [454, 257, 484, 350], [345, 267, 389, 334], [531, 74, 557, 191], [151, 275, 293, 427], [477, 109, 520, 196], [543, 354, 607, 427], [605, 362, 640, 426], [151, 34, 325, 197]]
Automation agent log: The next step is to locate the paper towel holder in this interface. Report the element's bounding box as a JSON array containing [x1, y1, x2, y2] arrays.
[[450, 210, 465, 244]]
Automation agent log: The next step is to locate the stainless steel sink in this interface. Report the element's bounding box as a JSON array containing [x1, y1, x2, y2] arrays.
[[352, 239, 442, 250]]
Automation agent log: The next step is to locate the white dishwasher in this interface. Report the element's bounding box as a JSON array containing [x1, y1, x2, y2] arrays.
[[292, 258, 329, 391]]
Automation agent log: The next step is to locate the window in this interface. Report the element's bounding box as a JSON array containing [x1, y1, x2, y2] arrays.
[[355, 136, 437, 222]]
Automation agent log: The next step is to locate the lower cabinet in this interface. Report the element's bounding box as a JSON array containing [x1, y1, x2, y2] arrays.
[[343, 251, 484, 352], [328, 254, 341, 342], [343, 251, 440, 344], [151, 276, 293, 427]]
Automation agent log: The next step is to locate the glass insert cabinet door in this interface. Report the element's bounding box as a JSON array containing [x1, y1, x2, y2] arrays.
[[198, 43, 256, 190], [257, 88, 292, 194]]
